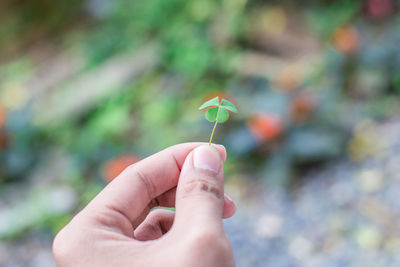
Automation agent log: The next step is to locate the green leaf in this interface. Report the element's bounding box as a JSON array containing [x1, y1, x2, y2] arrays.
[[205, 107, 218, 122], [216, 107, 229, 123], [220, 99, 238, 113], [199, 96, 219, 110]]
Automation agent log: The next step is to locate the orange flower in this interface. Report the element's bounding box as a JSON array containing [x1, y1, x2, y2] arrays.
[[247, 113, 283, 142], [102, 154, 140, 183], [332, 26, 359, 54]]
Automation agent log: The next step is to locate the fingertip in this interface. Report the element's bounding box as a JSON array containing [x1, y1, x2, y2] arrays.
[[222, 193, 237, 219], [212, 144, 227, 162]]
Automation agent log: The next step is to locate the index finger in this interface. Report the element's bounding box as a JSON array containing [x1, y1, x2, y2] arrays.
[[85, 142, 226, 224]]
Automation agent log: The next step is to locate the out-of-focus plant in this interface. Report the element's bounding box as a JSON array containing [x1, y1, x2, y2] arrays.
[[306, 0, 361, 39], [0, 0, 83, 60]]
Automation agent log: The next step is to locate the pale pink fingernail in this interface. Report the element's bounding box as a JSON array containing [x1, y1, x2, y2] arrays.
[[224, 193, 233, 202], [193, 145, 221, 174]]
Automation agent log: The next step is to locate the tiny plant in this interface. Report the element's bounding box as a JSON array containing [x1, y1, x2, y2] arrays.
[[199, 96, 238, 145]]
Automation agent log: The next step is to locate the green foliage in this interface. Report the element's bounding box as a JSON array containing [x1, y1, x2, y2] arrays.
[[82, 0, 243, 78], [306, 0, 361, 38]]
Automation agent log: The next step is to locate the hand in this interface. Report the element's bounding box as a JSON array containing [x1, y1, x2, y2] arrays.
[[53, 143, 236, 267]]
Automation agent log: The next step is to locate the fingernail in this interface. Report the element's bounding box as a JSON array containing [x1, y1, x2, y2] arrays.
[[214, 144, 225, 150], [224, 193, 233, 202], [193, 145, 221, 174], [211, 144, 227, 162]]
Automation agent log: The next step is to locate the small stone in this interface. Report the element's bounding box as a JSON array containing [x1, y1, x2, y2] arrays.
[[254, 213, 283, 238], [288, 235, 313, 260], [357, 169, 384, 193], [354, 225, 382, 249]]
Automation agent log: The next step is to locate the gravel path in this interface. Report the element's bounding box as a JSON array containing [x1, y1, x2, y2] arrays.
[[225, 119, 400, 267]]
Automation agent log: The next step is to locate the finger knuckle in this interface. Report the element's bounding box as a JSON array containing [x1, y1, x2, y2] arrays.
[[123, 164, 157, 201], [182, 178, 223, 200], [124, 162, 139, 173], [135, 169, 157, 200], [93, 207, 133, 232]]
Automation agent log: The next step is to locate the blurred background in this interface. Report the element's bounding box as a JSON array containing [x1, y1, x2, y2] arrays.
[[1, 0, 400, 266]]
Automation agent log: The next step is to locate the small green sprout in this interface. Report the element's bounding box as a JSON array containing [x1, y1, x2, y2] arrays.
[[199, 96, 238, 145]]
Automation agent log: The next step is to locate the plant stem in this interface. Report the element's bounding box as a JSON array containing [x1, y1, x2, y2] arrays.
[[209, 121, 218, 145]]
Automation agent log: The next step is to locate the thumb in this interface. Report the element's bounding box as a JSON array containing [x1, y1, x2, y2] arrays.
[[174, 145, 225, 231]]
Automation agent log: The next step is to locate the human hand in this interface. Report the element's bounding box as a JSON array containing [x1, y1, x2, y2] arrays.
[[53, 143, 236, 267]]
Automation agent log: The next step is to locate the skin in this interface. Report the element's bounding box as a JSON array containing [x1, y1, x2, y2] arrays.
[[53, 143, 236, 267]]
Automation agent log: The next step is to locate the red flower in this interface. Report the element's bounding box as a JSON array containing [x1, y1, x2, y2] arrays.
[[247, 113, 283, 143], [332, 26, 359, 54]]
